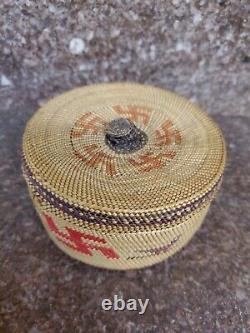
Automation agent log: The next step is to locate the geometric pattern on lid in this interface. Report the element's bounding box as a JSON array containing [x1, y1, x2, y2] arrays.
[[23, 83, 226, 213]]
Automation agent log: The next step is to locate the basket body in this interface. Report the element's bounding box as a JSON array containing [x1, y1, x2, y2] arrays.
[[25, 184, 217, 269], [22, 83, 226, 270]]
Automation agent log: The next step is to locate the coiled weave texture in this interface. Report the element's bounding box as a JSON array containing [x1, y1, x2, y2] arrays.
[[22, 83, 226, 269]]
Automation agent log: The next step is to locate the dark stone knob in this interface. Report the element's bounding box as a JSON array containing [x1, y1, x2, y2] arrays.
[[105, 118, 148, 154]]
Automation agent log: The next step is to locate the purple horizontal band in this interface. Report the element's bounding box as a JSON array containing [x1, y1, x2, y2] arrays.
[[22, 157, 221, 227]]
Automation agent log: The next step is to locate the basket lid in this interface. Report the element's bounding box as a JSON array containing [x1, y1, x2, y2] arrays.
[[22, 83, 226, 214]]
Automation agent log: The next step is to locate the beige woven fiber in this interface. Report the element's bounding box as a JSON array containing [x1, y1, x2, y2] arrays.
[[22, 83, 226, 270]]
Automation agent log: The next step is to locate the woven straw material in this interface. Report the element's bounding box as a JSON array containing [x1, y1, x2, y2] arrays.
[[22, 83, 226, 270]]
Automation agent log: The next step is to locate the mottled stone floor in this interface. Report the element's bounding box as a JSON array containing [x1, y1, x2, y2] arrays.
[[0, 1, 249, 332]]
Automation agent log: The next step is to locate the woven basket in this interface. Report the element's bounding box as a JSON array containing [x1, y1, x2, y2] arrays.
[[22, 83, 226, 270]]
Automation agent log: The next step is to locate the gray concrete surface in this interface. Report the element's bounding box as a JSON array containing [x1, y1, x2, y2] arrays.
[[0, 1, 249, 332]]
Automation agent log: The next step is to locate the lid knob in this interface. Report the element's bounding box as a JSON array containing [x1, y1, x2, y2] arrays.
[[105, 118, 148, 154]]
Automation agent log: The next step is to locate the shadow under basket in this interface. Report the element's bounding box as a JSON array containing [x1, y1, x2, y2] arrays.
[[22, 82, 226, 270]]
